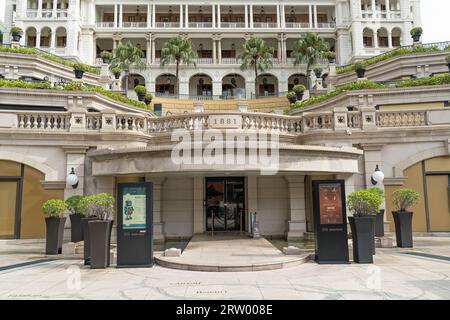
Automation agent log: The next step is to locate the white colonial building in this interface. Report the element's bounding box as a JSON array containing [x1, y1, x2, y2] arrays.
[[2, 0, 422, 98]]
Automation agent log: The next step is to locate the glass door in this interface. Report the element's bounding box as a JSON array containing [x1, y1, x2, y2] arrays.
[[0, 181, 18, 239], [205, 177, 245, 232]]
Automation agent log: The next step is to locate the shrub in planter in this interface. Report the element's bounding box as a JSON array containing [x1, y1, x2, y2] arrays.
[[100, 50, 112, 64], [83, 193, 115, 269], [313, 67, 323, 79], [446, 55, 450, 72], [134, 85, 147, 101], [286, 91, 297, 104], [410, 27, 423, 42], [73, 63, 86, 79], [347, 190, 381, 263], [354, 61, 368, 78], [42, 199, 67, 255], [392, 188, 420, 248], [325, 51, 336, 64], [367, 187, 385, 237], [65, 195, 84, 243], [111, 67, 122, 79], [292, 84, 306, 101], [144, 92, 154, 105], [10, 26, 23, 42]]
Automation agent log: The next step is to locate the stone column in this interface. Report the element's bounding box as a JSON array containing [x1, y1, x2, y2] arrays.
[[193, 177, 204, 234], [285, 175, 306, 240], [386, 0, 391, 17], [146, 34, 152, 64], [277, 36, 282, 62], [217, 38, 222, 64], [371, 0, 377, 15], [314, 5, 318, 28], [36, 30, 41, 48], [152, 4, 156, 28], [151, 36, 156, 64], [147, 4, 151, 27], [217, 5, 221, 28], [119, 4, 123, 28], [249, 5, 253, 28], [145, 176, 166, 243], [212, 5, 216, 28], [114, 4, 118, 27], [245, 5, 248, 28], [309, 5, 313, 28], [212, 39, 217, 64], [276, 5, 280, 28], [179, 4, 183, 28], [38, 0, 43, 17], [388, 30, 393, 48], [52, 0, 57, 18]]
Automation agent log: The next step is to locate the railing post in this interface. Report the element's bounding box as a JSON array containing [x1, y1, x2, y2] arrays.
[[361, 107, 377, 130], [69, 108, 87, 132], [333, 107, 349, 131], [100, 109, 117, 132]]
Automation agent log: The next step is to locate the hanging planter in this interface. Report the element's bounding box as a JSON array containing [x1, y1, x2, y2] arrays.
[[391, 188, 420, 248], [354, 61, 368, 78], [410, 27, 423, 42], [42, 199, 67, 255], [73, 63, 86, 79]]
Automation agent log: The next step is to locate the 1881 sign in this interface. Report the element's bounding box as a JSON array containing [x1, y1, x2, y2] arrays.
[[313, 180, 349, 264]]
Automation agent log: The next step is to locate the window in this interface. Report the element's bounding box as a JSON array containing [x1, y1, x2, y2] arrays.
[[363, 37, 373, 47]]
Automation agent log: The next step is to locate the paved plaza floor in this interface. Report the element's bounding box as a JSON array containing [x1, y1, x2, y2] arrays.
[[1, 236, 450, 299]]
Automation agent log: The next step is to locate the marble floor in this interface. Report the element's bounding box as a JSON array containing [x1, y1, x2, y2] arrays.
[[0, 237, 450, 300]]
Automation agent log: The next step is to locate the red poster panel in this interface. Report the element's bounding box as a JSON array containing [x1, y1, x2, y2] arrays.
[[319, 183, 343, 225]]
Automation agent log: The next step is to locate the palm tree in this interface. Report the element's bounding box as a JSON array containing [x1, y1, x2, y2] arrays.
[[239, 37, 274, 97], [160, 36, 198, 94], [291, 32, 329, 90], [110, 42, 145, 94]]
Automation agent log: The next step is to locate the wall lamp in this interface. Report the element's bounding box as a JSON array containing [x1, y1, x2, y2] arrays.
[[66, 167, 79, 189], [371, 164, 385, 185]]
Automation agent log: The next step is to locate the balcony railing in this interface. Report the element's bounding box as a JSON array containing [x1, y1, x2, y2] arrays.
[[41, 9, 53, 18], [196, 58, 213, 64], [188, 22, 213, 28], [285, 22, 311, 29], [155, 22, 180, 28], [56, 10, 68, 19], [123, 22, 147, 28], [26, 10, 38, 18], [316, 22, 336, 29], [220, 22, 245, 28], [221, 58, 239, 64], [96, 21, 115, 28], [362, 10, 401, 19], [253, 22, 278, 28]]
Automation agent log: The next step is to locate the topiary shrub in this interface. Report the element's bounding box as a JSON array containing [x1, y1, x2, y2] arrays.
[[292, 84, 306, 93], [42, 199, 67, 218], [392, 188, 420, 212], [347, 190, 382, 217], [65, 195, 84, 216]]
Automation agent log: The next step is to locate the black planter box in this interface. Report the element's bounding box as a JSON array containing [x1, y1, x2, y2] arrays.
[[12, 34, 22, 42], [315, 73, 322, 79], [288, 96, 297, 104], [375, 210, 385, 237], [137, 93, 145, 101], [412, 34, 421, 42], [88, 220, 114, 269], [392, 211, 414, 248], [295, 92, 304, 101], [82, 217, 98, 265], [328, 57, 336, 64], [45, 217, 66, 255], [102, 57, 110, 64], [74, 70, 84, 79], [349, 216, 375, 264], [69, 213, 83, 243], [114, 73, 120, 79], [144, 98, 152, 105], [356, 69, 366, 78]]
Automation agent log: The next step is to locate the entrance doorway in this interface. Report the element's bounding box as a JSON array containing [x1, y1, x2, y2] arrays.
[[0, 179, 21, 239], [205, 177, 245, 232]]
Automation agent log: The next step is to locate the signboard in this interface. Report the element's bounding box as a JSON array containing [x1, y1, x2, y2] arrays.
[[207, 115, 242, 129], [313, 180, 349, 264], [117, 182, 153, 268]]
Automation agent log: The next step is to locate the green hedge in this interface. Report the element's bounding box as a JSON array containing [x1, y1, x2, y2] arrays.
[[337, 45, 445, 74], [0, 79, 149, 110], [288, 74, 450, 112], [0, 46, 100, 75]]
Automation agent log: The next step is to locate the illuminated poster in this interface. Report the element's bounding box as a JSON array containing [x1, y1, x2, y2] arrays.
[[122, 186, 146, 229], [319, 183, 343, 225]]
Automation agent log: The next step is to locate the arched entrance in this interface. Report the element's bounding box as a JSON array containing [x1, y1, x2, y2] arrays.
[[122, 73, 145, 90], [377, 28, 389, 48], [288, 73, 307, 91], [222, 74, 245, 98], [189, 74, 213, 98], [40, 27, 52, 48], [363, 28, 374, 48], [25, 27, 37, 47], [155, 73, 177, 95], [256, 74, 278, 97], [391, 27, 402, 47], [55, 27, 67, 48]]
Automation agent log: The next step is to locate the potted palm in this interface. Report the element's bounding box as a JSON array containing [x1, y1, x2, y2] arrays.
[[111, 66, 122, 79], [313, 67, 323, 79], [65, 195, 84, 243], [446, 55, 450, 72], [144, 92, 153, 105], [392, 188, 420, 248], [286, 91, 297, 104], [368, 187, 385, 237], [355, 61, 368, 78], [325, 51, 336, 64], [292, 84, 306, 101], [10, 26, 23, 42], [73, 63, 86, 79], [100, 50, 112, 64], [410, 27, 423, 42], [134, 85, 147, 101], [347, 190, 381, 263], [42, 199, 67, 255], [85, 193, 115, 269]]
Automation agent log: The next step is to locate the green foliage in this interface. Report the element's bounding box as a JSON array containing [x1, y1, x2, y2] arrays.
[[0, 46, 100, 74], [367, 187, 384, 214], [110, 42, 145, 73], [79, 193, 115, 220], [286, 91, 297, 99], [395, 74, 450, 88], [111, 66, 122, 74], [392, 188, 420, 212], [313, 67, 323, 74], [65, 195, 84, 215], [100, 50, 112, 59], [10, 26, 23, 35], [325, 51, 336, 58], [0, 79, 148, 110], [410, 27, 423, 36], [347, 190, 382, 217], [73, 62, 86, 72], [354, 61, 368, 71], [134, 84, 147, 95], [144, 92, 154, 100], [239, 37, 274, 90], [42, 199, 67, 218], [292, 84, 306, 93], [337, 45, 443, 74]]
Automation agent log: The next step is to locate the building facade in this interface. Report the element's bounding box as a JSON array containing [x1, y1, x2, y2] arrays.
[[3, 0, 421, 99]]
